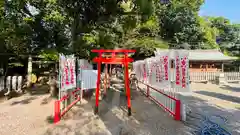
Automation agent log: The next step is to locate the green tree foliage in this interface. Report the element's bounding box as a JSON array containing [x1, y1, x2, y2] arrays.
[[207, 17, 240, 57], [1, 0, 240, 61], [158, 0, 218, 49]]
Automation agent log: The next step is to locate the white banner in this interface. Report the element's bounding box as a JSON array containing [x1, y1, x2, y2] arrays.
[[174, 50, 189, 90], [59, 54, 76, 91], [133, 50, 189, 91], [148, 52, 170, 89]]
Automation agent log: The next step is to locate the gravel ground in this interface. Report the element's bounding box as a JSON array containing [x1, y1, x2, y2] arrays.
[[0, 78, 190, 135], [1, 80, 239, 135], [0, 93, 54, 135], [44, 77, 191, 135], [44, 95, 191, 135]]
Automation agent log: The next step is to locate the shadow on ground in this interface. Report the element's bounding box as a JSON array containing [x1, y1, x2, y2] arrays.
[[46, 115, 55, 124], [1, 84, 51, 104], [42, 76, 240, 135], [220, 84, 240, 92], [29, 85, 50, 95], [0, 90, 23, 101], [0, 90, 5, 97], [41, 97, 55, 105], [44, 89, 96, 125], [43, 78, 191, 135], [195, 90, 240, 104], [0, 90, 7, 102], [10, 97, 38, 106], [44, 90, 188, 135]]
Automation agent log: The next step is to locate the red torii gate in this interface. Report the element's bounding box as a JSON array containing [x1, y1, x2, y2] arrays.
[[91, 49, 136, 116]]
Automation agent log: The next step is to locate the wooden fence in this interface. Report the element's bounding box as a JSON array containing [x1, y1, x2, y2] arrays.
[[189, 72, 240, 83]]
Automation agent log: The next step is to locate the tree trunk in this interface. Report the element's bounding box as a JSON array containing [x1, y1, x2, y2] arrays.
[[71, 17, 78, 52]]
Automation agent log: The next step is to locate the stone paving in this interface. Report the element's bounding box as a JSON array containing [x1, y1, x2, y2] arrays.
[[187, 83, 240, 135]]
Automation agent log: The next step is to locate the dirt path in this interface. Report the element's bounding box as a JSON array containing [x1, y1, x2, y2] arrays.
[[0, 94, 54, 135], [44, 77, 190, 135], [3, 80, 239, 135]]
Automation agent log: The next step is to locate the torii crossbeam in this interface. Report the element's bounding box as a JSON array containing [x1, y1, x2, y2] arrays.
[[91, 49, 136, 116]]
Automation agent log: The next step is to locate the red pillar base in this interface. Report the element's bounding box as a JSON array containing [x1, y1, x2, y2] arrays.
[[94, 106, 99, 115], [128, 107, 131, 116], [54, 100, 60, 124], [174, 100, 181, 121]]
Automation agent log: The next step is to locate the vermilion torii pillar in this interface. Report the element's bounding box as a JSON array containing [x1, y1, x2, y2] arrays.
[[91, 49, 136, 116]]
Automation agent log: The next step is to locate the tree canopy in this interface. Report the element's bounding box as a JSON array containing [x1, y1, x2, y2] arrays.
[[1, 0, 239, 61]]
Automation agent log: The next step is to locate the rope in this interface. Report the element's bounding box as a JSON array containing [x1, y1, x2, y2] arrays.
[[200, 115, 231, 135], [184, 111, 232, 135]]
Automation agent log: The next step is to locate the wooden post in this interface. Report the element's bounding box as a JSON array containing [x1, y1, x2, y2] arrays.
[[221, 63, 224, 72], [146, 85, 149, 97], [27, 55, 32, 88], [109, 64, 112, 76], [103, 64, 108, 96]]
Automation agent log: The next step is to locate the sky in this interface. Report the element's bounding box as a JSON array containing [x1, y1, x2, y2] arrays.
[[199, 0, 240, 23]]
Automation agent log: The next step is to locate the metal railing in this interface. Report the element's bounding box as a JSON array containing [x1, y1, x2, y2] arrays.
[[138, 81, 181, 120]]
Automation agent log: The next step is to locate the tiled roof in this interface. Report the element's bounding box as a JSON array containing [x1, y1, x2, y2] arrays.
[[155, 49, 236, 61]]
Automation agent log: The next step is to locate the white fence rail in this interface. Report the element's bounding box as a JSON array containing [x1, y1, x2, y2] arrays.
[[224, 72, 240, 82], [189, 72, 240, 83]]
